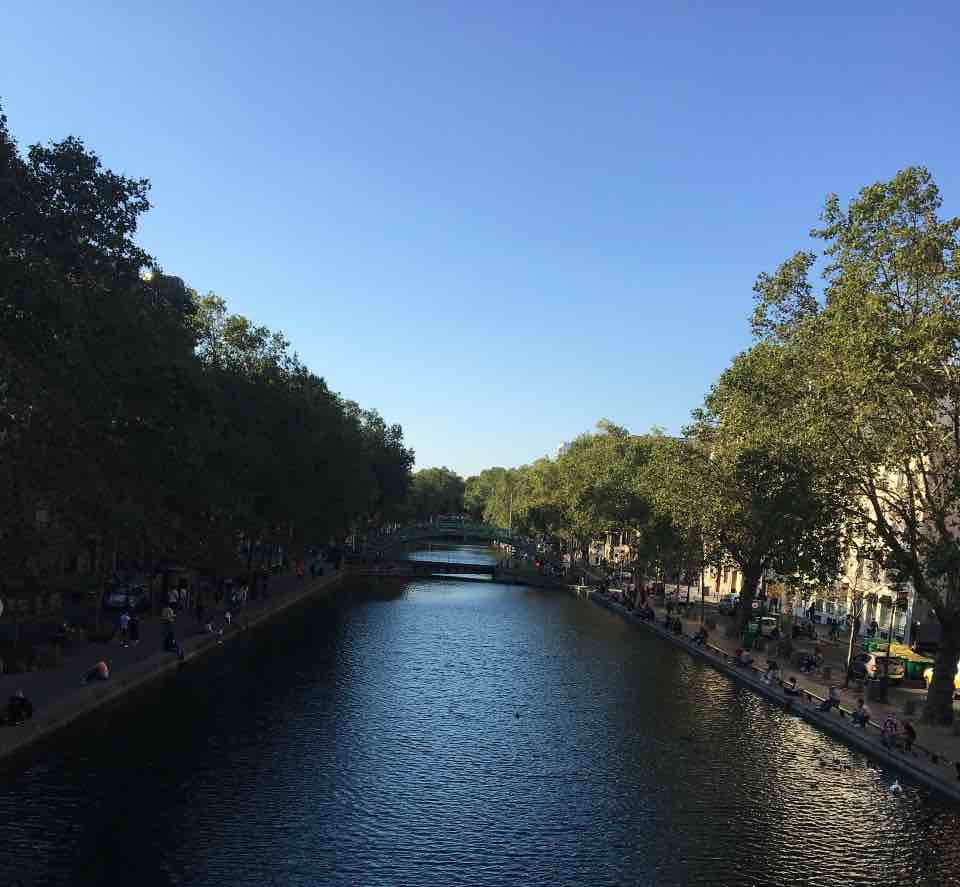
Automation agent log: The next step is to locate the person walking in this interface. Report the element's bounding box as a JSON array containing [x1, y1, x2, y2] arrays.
[[118, 610, 130, 647]]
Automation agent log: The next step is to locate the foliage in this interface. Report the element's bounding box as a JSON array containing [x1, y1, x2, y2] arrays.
[[750, 166, 960, 723], [406, 468, 465, 520], [0, 105, 413, 604]]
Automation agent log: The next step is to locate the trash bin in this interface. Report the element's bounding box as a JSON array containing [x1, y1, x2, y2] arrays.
[[866, 678, 887, 703], [742, 630, 757, 651]]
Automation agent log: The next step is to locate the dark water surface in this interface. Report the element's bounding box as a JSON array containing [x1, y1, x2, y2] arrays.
[[3, 545, 960, 887]]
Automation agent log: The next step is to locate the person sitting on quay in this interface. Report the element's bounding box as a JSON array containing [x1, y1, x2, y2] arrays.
[[735, 648, 754, 668], [763, 660, 780, 685], [782, 676, 801, 696], [5, 689, 33, 725], [671, 617, 683, 635], [692, 625, 709, 646], [128, 614, 140, 646], [82, 660, 109, 685], [818, 686, 842, 712], [881, 713, 901, 749], [902, 720, 917, 753], [851, 698, 872, 728], [163, 627, 185, 661]]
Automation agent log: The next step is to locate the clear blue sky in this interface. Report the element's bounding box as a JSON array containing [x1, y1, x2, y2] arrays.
[[4, 2, 958, 476]]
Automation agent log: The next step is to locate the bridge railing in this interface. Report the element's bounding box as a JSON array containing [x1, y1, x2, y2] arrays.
[[360, 522, 529, 555]]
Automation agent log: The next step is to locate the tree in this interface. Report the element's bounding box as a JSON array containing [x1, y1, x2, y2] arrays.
[[652, 346, 847, 634], [407, 468, 465, 520], [555, 422, 655, 566], [752, 167, 960, 724], [0, 104, 414, 624]]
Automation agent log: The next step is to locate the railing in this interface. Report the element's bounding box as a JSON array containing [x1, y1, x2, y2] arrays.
[[361, 522, 529, 555]]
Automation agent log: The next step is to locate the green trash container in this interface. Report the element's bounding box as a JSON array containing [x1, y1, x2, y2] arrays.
[[904, 659, 933, 681], [742, 630, 757, 651]]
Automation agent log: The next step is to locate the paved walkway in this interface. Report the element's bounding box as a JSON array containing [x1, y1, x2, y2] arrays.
[[0, 565, 339, 745]]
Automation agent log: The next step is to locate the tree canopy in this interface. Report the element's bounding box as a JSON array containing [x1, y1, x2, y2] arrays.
[[0, 106, 414, 603]]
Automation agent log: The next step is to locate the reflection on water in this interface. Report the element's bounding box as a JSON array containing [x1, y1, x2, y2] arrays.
[[406, 542, 498, 565], [1, 545, 958, 887]]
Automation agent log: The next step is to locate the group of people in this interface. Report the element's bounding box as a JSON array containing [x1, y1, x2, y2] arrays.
[[594, 581, 929, 764], [798, 649, 824, 674]]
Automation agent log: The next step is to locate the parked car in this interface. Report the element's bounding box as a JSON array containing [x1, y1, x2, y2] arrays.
[[102, 583, 151, 613], [718, 594, 739, 614], [922, 664, 960, 695], [851, 652, 905, 682]]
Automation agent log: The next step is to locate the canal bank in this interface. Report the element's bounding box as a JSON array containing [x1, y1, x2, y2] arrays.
[[0, 568, 345, 767], [572, 585, 960, 803]]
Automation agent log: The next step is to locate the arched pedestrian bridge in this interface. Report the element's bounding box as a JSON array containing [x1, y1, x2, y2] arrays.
[[348, 520, 560, 587], [361, 519, 531, 557]]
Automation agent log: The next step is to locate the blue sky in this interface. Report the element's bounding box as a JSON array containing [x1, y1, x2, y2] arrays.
[[4, 2, 958, 476]]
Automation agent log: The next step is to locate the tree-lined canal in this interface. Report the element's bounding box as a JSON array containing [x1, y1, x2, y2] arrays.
[[3, 546, 960, 887]]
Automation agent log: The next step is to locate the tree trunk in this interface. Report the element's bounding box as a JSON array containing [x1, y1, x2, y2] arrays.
[[843, 616, 862, 685], [733, 567, 761, 633], [922, 616, 960, 726]]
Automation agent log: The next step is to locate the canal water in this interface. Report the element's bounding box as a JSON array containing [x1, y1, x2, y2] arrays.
[[2, 545, 959, 887]]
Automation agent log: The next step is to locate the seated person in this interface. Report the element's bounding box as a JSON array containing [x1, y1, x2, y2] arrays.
[[851, 698, 872, 727], [164, 628, 184, 659], [692, 626, 709, 646], [6, 690, 33, 725], [672, 617, 683, 634], [763, 660, 779, 684], [82, 660, 109, 684], [819, 686, 842, 712], [881, 714, 901, 748], [738, 649, 754, 668], [782, 676, 801, 696], [902, 720, 917, 752]]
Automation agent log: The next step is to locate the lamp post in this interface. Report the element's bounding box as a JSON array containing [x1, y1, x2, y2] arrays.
[[881, 589, 910, 696]]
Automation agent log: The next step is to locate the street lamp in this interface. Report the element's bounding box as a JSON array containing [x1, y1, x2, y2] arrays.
[[881, 588, 910, 697]]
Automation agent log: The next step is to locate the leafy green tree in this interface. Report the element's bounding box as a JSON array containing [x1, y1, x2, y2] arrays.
[[407, 468, 465, 520], [752, 167, 960, 723], [0, 105, 414, 624], [652, 347, 847, 633]]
